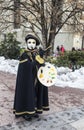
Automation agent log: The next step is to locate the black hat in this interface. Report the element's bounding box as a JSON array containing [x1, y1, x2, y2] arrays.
[[25, 34, 40, 46]]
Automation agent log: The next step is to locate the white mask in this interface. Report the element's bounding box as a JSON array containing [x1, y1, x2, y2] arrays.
[[27, 39, 36, 50]]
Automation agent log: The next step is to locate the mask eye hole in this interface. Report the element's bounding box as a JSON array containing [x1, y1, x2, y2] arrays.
[[28, 42, 31, 44], [33, 42, 35, 44]]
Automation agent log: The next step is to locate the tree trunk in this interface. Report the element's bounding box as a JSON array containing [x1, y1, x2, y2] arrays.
[[40, 0, 47, 48], [14, 0, 20, 28]]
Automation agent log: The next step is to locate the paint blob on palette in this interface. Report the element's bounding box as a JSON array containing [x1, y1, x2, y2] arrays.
[[37, 62, 57, 87]]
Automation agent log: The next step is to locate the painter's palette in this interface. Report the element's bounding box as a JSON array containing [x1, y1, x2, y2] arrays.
[[37, 62, 57, 87]]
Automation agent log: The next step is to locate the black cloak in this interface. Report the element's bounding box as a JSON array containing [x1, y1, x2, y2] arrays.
[[13, 50, 49, 117]]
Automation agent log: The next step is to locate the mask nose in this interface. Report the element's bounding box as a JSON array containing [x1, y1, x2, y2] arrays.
[[31, 46, 34, 49]]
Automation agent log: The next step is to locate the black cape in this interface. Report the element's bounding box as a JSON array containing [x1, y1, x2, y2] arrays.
[[13, 50, 49, 117]]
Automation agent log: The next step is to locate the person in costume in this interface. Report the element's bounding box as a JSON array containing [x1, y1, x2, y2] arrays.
[[13, 34, 49, 121]]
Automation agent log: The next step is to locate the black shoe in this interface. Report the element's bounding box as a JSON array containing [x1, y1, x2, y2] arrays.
[[22, 115, 32, 121], [33, 113, 39, 118]]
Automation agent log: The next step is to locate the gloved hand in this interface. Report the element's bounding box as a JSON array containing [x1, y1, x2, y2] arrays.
[[35, 55, 44, 64]]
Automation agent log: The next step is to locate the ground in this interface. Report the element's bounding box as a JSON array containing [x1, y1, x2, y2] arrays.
[[0, 71, 84, 127]]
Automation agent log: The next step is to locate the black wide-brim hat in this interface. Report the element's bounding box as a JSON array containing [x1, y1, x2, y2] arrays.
[[25, 34, 40, 46]]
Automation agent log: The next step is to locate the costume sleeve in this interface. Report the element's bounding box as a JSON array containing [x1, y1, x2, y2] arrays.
[[39, 48, 45, 58], [19, 52, 28, 64]]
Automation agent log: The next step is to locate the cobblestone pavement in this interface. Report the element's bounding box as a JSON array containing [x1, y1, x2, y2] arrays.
[[0, 71, 84, 129], [0, 106, 84, 130]]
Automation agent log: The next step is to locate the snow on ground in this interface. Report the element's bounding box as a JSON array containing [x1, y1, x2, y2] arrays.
[[0, 56, 84, 89]]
